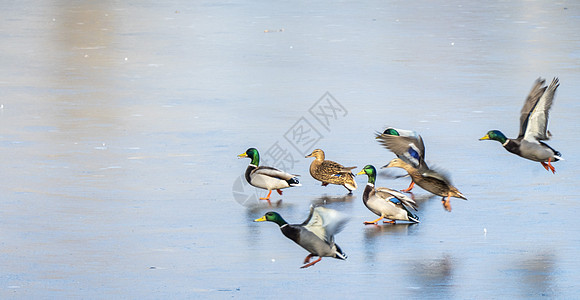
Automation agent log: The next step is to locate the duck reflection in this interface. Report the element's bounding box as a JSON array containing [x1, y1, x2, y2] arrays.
[[310, 194, 355, 206], [362, 223, 418, 263], [364, 222, 418, 240], [411, 254, 455, 298], [513, 251, 556, 297]]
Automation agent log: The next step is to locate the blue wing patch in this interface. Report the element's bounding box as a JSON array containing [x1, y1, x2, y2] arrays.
[[402, 145, 421, 168], [389, 198, 402, 205], [407, 147, 420, 161]]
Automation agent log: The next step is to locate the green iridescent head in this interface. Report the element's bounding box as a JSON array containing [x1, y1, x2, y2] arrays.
[[238, 148, 260, 165], [356, 165, 377, 184], [382, 128, 400, 136], [254, 211, 287, 226], [479, 130, 507, 143]]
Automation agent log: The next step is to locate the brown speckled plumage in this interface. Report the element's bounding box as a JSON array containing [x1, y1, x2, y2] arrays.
[[305, 149, 357, 192]]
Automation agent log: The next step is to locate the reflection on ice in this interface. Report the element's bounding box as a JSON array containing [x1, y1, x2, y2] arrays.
[[310, 194, 355, 206], [510, 251, 557, 297], [411, 255, 455, 298]]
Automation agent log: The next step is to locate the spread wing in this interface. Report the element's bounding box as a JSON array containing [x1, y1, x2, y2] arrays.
[[375, 132, 428, 170], [518, 78, 547, 139], [302, 206, 348, 243], [375, 187, 418, 211], [523, 78, 559, 142]]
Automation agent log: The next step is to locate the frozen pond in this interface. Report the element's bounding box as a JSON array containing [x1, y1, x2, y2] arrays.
[[1, 0, 580, 298]]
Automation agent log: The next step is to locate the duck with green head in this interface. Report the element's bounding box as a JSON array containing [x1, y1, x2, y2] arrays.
[[480, 77, 561, 173], [356, 165, 419, 224], [384, 158, 466, 212], [375, 127, 428, 192], [254, 206, 348, 268], [238, 148, 301, 205]]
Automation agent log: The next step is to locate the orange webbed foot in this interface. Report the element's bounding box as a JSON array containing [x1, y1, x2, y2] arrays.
[[300, 256, 322, 269], [259, 190, 273, 206], [364, 216, 384, 225], [442, 195, 452, 212], [276, 189, 283, 195], [541, 160, 556, 174], [401, 181, 415, 193], [547, 158, 556, 174], [259, 190, 273, 200]]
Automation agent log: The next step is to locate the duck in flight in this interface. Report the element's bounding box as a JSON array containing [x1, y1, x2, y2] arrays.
[[480, 78, 561, 173]]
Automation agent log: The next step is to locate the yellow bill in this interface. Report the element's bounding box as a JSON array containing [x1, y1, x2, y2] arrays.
[[254, 216, 267, 222]]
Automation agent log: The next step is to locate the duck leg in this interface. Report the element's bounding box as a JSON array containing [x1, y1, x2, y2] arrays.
[[382, 219, 396, 224], [321, 182, 329, 187], [442, 194, 452, 212], [303, 254, 314, 264], [546, 158, 556, 174], [401, 181, 415, 192], [259, 190, 273, 205], [300, 256, 322, 269], [540, 162, 550, 171], [276, 189, 283, 195], [364, 216, 384, 225]]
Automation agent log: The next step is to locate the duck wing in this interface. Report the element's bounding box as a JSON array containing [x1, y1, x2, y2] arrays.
[[301, 206, 348, 243], [375, 187, 418, 210], [321, 160, 356, 175], [523, 78, 559, 142], [253, 166, 298, 181], [375, 133, 428, 170], [518, 78, 547, 139], [422, 169, 452, 185]]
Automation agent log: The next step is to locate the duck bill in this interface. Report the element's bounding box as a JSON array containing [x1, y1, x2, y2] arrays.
[[254, 216, 267, 222], [356, 170, 365, 175], [478, 135, 490, 141], [380, 163, 391, 169], [304, 152, 313, 158], [237, 152, 248, 158]]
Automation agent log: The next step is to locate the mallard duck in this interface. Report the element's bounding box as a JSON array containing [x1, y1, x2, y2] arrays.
[[375, 127, 428, 192], [356, 165, 419, 224], [238, 148, 300, 205], [305, 149, 357, 193], [480, 78, 561, 173], [254, 205, 348, 268], [384, 158, 466, 212]]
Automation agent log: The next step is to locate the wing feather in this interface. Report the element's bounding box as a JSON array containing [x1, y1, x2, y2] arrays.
[[375, 187, 418, 211], [524, 78, 559, 141], [302, 206, 348, 243], [253, 166, 297, 181], [375, 133, 428, 170], [518, 78, 546, 138]]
